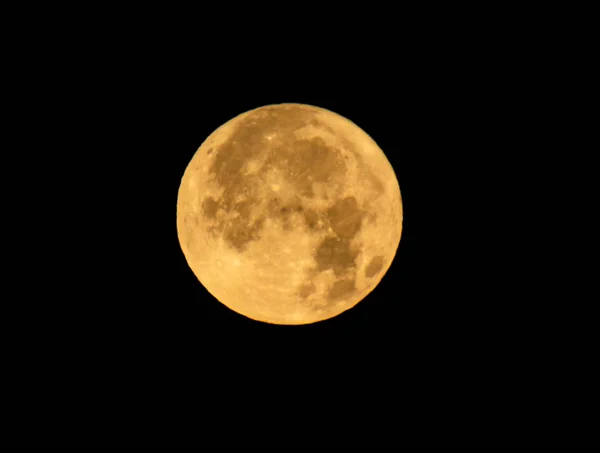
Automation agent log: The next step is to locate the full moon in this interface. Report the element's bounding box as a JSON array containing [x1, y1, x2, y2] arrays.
[[177, 103, 402, 325]]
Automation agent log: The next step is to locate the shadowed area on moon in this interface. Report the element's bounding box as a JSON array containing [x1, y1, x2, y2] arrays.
[[365, 255, 385, 278], [191, 104, 386, 313]]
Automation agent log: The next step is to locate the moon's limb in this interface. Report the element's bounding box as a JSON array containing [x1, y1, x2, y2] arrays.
[[177, 103, 402, 325]]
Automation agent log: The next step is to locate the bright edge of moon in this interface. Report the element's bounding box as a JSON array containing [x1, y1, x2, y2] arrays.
[[176, 103, 402, 325]]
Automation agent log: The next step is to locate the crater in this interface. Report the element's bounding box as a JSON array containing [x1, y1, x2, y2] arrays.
[[287, 137, 346, 186], [267, 197, 283, 213], [234, 200, 252, 218], [308, 118, 336, 135], [364, 168, 385, 196], [314, 236, 359, 277], [327, 276, 357, 302], [267, 197, 304, 224], [202, 196, 219, 219], [326, 196, 363, 239], [297, 182, 315, 198], [298, 283, 316, 299], [365, 255, 385, 278], [303, 209, 323, 231], [183, 213, 199, 229], [223, 216, 265, 252]]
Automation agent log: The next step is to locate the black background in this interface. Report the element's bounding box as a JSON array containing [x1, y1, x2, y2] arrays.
[[11, 10, 557, 439], [3, 4, 576, 443], [27, 13, 530, 401], [94, 55, 498, 371], [6, 5, 574, 441]]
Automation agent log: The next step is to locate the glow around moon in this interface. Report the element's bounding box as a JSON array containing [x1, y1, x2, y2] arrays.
[[177, 103, 402, 325]]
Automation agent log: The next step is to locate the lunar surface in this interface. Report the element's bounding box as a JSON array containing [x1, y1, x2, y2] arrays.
[[176, 103, 402, 325]]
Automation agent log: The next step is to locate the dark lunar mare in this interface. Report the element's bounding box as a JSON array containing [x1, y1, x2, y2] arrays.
[[201, 105, 378, 306]]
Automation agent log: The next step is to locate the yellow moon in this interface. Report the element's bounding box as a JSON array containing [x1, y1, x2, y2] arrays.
[[177, 103, 402, 325]]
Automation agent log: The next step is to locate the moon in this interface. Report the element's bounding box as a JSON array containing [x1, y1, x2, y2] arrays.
[[177, 103, 402, 325]]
